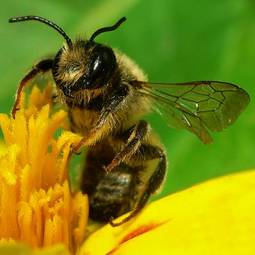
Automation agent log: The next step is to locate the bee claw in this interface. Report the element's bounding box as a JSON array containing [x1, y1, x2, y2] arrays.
[[75, 150, 82, 155], [103, 159, 119, 173], [70, 143, 82, 155], [103, 165, 111, 173], [109, 217, 116, 227], [12, 107, 20, 119]]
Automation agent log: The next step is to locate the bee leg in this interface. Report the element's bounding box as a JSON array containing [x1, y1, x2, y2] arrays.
[[105, 120, 149, 172], [110, 145, 167, 227], [12, 59, 53, 118], [71, 84, 129, 153]]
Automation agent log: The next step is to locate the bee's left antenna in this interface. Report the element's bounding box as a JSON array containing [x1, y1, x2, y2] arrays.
[[9, 15, 73, 48]]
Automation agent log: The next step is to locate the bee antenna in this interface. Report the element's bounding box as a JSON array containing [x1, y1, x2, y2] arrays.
[[90, 17, 127, 42], [9, 15, 73, 48]]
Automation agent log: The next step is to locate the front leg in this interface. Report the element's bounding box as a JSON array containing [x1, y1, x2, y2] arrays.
[[105, 120, 150, 172], [12, 59, 53, 118], [72, 84, 129, 153]]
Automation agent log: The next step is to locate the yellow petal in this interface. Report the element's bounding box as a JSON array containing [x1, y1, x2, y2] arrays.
[[80, 170, 255, 255], [0, 242, 71, 255], [0, 85, 88, 253]]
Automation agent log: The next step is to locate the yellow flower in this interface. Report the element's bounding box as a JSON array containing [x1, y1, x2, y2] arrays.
[[81, 170, 255, 255], [0, 85, 88, 254], [0, 84, 253, 255]]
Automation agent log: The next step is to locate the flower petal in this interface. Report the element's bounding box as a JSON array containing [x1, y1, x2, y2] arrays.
[[0, 242, 71, 255], [80, 170, 255, 255], [0, 85, 88, 253]]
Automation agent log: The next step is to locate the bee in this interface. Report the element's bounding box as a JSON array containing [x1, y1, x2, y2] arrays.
[[9, 15, 250, 226]]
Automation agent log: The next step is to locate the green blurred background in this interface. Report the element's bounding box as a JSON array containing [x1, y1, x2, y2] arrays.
[[0, 0, 255, 197]]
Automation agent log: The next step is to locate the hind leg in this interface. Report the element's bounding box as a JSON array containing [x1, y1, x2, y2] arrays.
[[110, 144, 167, 226]]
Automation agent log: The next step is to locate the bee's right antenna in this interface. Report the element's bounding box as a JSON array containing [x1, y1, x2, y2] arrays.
[[90, 17, 127, 42], [9, 15, 73, 48]]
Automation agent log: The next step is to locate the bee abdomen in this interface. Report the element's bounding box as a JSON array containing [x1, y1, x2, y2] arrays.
[[88, 166, 139, 222]]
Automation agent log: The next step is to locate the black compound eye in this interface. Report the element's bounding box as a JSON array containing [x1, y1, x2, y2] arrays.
[[91, 55, 104, 78], [87, 45, 116, 88]]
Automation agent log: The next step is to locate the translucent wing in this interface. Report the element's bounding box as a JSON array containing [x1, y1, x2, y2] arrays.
[[132, 80, 250, 144]]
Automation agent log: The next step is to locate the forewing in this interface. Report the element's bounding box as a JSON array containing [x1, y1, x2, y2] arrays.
[[134, 81, 250, 144]]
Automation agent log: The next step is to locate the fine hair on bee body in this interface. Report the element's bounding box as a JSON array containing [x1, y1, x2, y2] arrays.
[[9, 15, 250, 226]]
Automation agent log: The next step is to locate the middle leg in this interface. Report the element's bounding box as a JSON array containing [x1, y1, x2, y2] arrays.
[[105, 120, 150, 172]]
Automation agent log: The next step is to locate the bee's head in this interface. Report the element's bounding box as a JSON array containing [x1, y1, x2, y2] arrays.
[[9, 16, 126, 98], [52, 17, 126, 98], [52, 40, 118, 98]]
